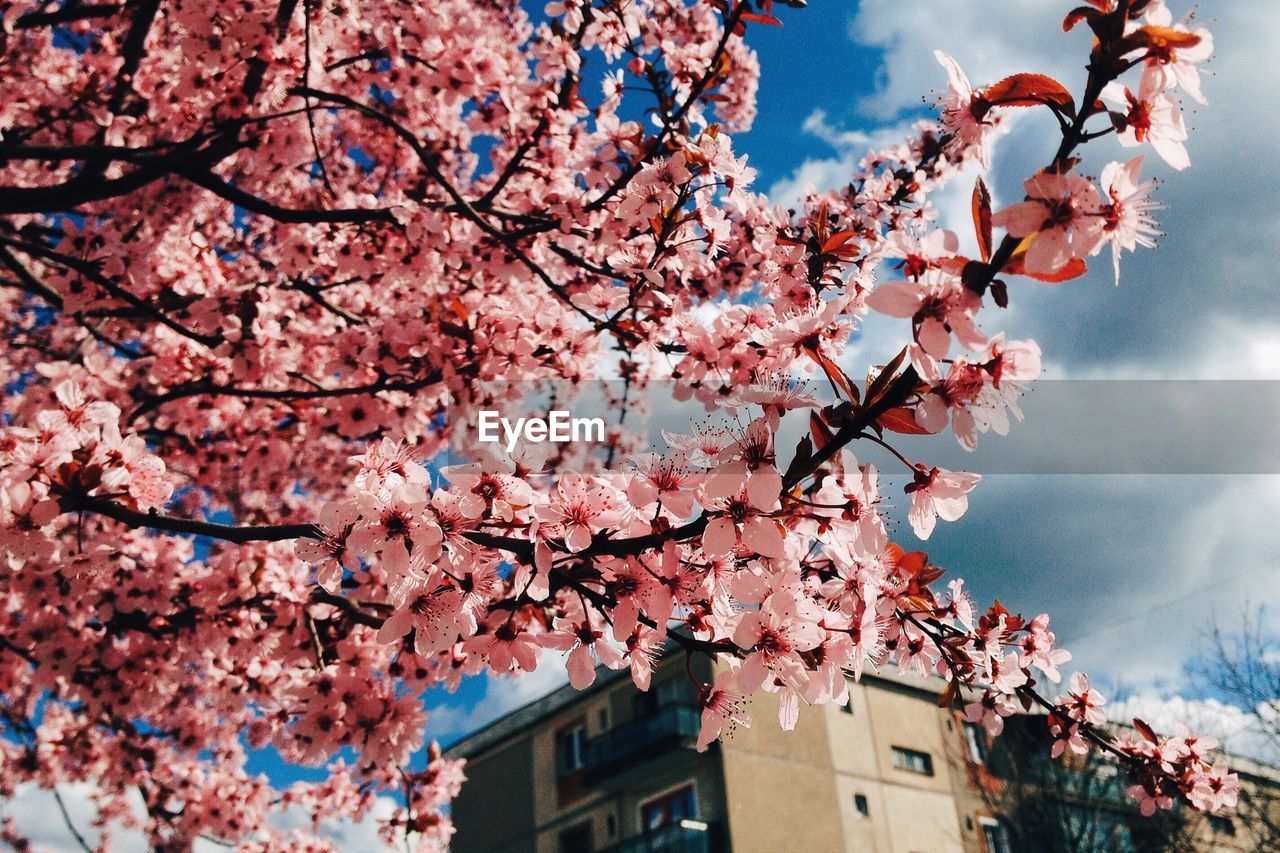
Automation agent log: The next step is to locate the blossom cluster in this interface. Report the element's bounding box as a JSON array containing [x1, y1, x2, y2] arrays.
[[0, 0, 1233, 847]]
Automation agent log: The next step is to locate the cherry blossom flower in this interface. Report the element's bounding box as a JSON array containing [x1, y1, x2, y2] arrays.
[[696, 670, 752, 751], [538, 615, 625, 689], [296, 501, 362, 592], [1102, 76, 1190, 170], [866, 270, 986, 359], [626, 453, 703, 519], [533, 472, 625, 552], [966, 689, 1017, 736], [376, 570, 466, 657], [701, 485, 786, 559], [933, 51, 996, 165], [992, 169, 1105, 276], [1095, 156, 1163, 285], [1187, 761, 1240, 812], [348, 485, 442, 576], [1140, 1, 1214, 105], [1056, 672, 1108, 727], [904, 465, 981, 540]]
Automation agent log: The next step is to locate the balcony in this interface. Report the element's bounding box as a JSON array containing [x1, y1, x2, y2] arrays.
[[603, 820, 717, 853], [582, 704, 700, 780]]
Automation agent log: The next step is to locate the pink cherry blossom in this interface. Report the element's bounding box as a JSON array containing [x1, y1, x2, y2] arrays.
[[696, 670, 752, 751], [904, 465, 981, 540], [992, 169, 1106, 276], [1057, 672, 1108, 727], [1096, 156, 1163, 285], [533, 472, 625, 552]]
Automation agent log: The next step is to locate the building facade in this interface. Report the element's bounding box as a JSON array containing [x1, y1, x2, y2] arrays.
[[444, 655, 1273, 853]]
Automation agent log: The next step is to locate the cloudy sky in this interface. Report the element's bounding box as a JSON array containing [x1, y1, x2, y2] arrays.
[[10, 1, 1280, 848]]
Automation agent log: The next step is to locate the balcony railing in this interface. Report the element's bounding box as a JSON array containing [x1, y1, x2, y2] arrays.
[[582, 704, 700, 779], [602, 820, 716, 853]]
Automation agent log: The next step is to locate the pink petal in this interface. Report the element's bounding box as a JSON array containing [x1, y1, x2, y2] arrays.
[[742, 517, 786, 559], [567, 645, 597, 689], [866, 281, 922, 318], [703, 517, 738, 557]]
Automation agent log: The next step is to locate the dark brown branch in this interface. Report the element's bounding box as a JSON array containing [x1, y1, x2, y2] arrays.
[[14, 3, 124, 30], [181, 168, 399, 225], [128, 369, 444, 421], [76, 498, 320, 543]]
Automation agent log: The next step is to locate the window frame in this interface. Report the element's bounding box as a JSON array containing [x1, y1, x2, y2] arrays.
[[556, 722, 588, 776], [978, 816, 1012, 853], [963, 721, 988, 764], [638, 779, 699, 834], [853, 793, 870, 819], [890, 745, 935, 776]]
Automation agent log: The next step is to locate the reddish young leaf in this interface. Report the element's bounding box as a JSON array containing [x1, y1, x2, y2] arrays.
[[821, 229, 858, 255], [1004, 251, 1089, 284], [865, 346, 908, 407], [938, 678, 960, 709], [1062, 5, 1101, 32], [1134, 717, 1160, 744], [740, 11, 783, 26], [981, 73, 1076, 117], [879, 407, 934, 435], [971, 176, 993, 262], [1127, 24, 1203, 53], [806, 346, 857, 401], [809, 410, 835, 451]]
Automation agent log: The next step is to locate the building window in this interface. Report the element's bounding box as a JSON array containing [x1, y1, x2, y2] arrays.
[[891, 746, 934, 776], [606, 813, 616, 837], [641, 784, 697, 832], [559, 819, 593, 853], [853, 794, 870, 818], [597, 707, 609, 731], [980, 819, 1011, 853], [964, 722, 988, 764], [556, 724, 586, 776]]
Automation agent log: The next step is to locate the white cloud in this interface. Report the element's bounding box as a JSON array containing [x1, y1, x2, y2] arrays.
[[0, 784, 148, 853], [849, 0, 1080, 121], [0, 784, 403, 852], [1112, 694, 1280, 765], [428, 651, 570, 745], [765, 110, 916, 208]]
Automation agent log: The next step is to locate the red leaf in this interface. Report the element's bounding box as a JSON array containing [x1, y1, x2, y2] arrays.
[[809, 410, 835, 451], [865, 347, 907, 408], [981, 73, 1076, 117], [878, 407, 933, 435], [1005, 252, 1088, 284], [821, 229, 858, 255], [938, 678, 960, 709], [1062, 6, 1100, 32], [806, 346, 857, 401], [1133, 718, 1160, 744], [1127, 24, 1203, 53], [740, 11, 782, 26], [971, 177, 993, 263]]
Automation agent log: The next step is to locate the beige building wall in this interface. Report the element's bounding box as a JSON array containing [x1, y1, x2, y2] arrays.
[[717, 661, 968, 853]]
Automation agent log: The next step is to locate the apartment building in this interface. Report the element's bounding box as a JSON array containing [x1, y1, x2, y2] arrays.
[[443, 653, 1275, 853]]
